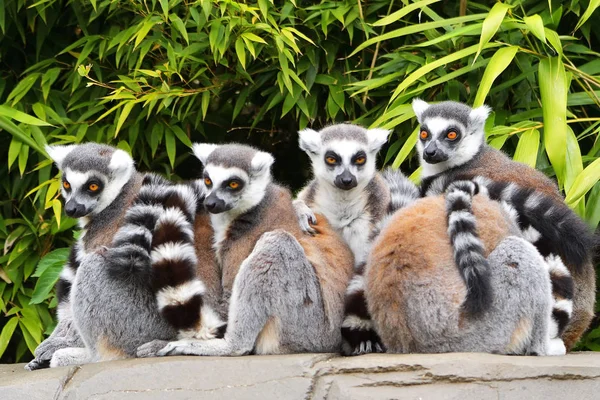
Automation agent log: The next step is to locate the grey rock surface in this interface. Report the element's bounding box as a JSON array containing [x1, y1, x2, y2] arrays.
[[1, 352, 599, 399]]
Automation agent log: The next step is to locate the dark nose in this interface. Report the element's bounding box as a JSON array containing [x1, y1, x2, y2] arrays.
[[204, 194, 229, 214], [64, 200, 88, 218], [334, 170, 358, 190], [424, 142, 438, 157]]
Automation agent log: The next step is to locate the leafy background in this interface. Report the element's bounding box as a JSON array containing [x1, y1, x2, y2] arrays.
[[1, 0, 599, 363]]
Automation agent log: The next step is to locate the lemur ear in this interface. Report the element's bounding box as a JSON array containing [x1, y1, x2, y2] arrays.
[[251, 151, 275, 176], [412, 98, 430, 123], [367, 128, 390, 152], [109, 149, 134, 174], [45, 144, 76, 170], [298, 128, 321, 155], [192, 143, 218, 165], [469, 105, 491, 130]]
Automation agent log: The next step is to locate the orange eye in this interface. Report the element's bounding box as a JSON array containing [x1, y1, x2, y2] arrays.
[[63, 181, 70, 190], [229, 181, 239, 189], [447, 131, 458, 140], [204, 177, 212, 186], [325, 156, 337, 165], [88, 183, 99, 192], [420, 130, 428, 140], [355, 156, 366, 165]]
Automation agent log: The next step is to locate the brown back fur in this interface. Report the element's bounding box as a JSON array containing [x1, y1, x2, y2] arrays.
[[366, 195, 513, 352], [218, 184, 354, 324]]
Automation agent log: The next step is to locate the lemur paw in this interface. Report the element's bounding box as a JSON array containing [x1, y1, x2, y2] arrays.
[[292, 200, 317, 235], [547, 338, 567, 356], [341, 326, 386, 356], [25, 335, 81, 370], [136, 339, 170, 358], [24, 358, 50, 371]]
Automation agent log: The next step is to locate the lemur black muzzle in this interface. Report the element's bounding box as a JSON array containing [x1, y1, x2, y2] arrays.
[[204, 193, 232, 214], [334, 170, 358, 190], [64, 200, 89, 218], [423, 141, 448, 164]]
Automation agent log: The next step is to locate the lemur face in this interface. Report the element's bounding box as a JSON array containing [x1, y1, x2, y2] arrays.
[[412, 99, 491, 173], [192, 143, 274, 215], [416, 116, 467, 164], [46, 143, 135, 218], [299, 124, 389, 191]]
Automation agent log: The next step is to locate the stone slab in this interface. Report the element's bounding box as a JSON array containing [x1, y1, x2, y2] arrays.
[[1, 353, 599, 400]]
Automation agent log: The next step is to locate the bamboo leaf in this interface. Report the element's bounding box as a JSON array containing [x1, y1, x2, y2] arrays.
[[169, 14, 189, 44], [513, 129, 540, 168], [349, 14, 485, 57], [6, 74, 40, 106], [372, 0, 441, 27], [0, 105, 53, 126], [392, 126, 418, 169], [539, 57, 567, 188], [584, 182, 600, 230], [235, 38, 246, 70], [165, 129, 176, 168], [473, 46, 518, 107], [30, 248, 70, 304], [544, 28, 563, 57], [0, 317, 18, 359], [0, 116, 47, 155], [565, 158, 600, 206], [523, 14, 546, 44], [474, 3, 510, 62], [201, 91, 210, 120], [390, 42, 501, 101], [114, 101, 136, 138], [574, 0, 600, 32], [232, 87, 250, 122], [241, 32, 267, 44]]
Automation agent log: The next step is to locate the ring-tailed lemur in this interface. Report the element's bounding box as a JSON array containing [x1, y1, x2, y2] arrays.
[[293, 124, 419, 355], [26, 143, 144, 370], [412, 99, 594, 349], [153, 143, 354, 357], [366, 181, 562, 355], [50, 178, 225, 367], [28, 143, 223, 368]]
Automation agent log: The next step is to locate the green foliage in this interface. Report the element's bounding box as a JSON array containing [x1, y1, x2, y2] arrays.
[[1, 0, 599, 361]]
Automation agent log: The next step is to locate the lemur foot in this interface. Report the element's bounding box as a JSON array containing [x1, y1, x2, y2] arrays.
[[341, 318, 386, 356], [136, 339, 170, 358], [547, 338, 567, 356], [25, 334, 83, 371], [292, 199, 317, 235], [49, 347, 90, 368], [157, 338, 234, 357]]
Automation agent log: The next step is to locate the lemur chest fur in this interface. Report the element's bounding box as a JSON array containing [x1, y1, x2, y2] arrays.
[[210, 213, 236, 261], [313, 186, 373, 265]]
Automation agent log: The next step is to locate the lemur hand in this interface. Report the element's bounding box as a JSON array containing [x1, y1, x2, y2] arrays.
[[341, 321, 386, 356], [292, 199, 317, 235]]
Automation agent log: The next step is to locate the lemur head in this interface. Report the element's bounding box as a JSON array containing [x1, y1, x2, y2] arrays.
[[298, 124, 389, 191], [192, 143, 274, 215], [46, 143, 135, 218], [412, 99, 491, 177]]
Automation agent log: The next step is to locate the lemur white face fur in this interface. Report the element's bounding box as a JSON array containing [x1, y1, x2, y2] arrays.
[[299, 124, 389, 191], [413, 99, 491, 178], [46, 143, 135, 218], [192, 143, 274, 216]]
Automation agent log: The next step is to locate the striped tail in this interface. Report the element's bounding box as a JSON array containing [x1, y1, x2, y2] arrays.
[[106, 173, 225, 339], [340, 272, 385, 355], [471, 177, 594, 275], [545, 255, 574, 339], [381, 167, 420, 214], [445, 180, 492, 316]]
